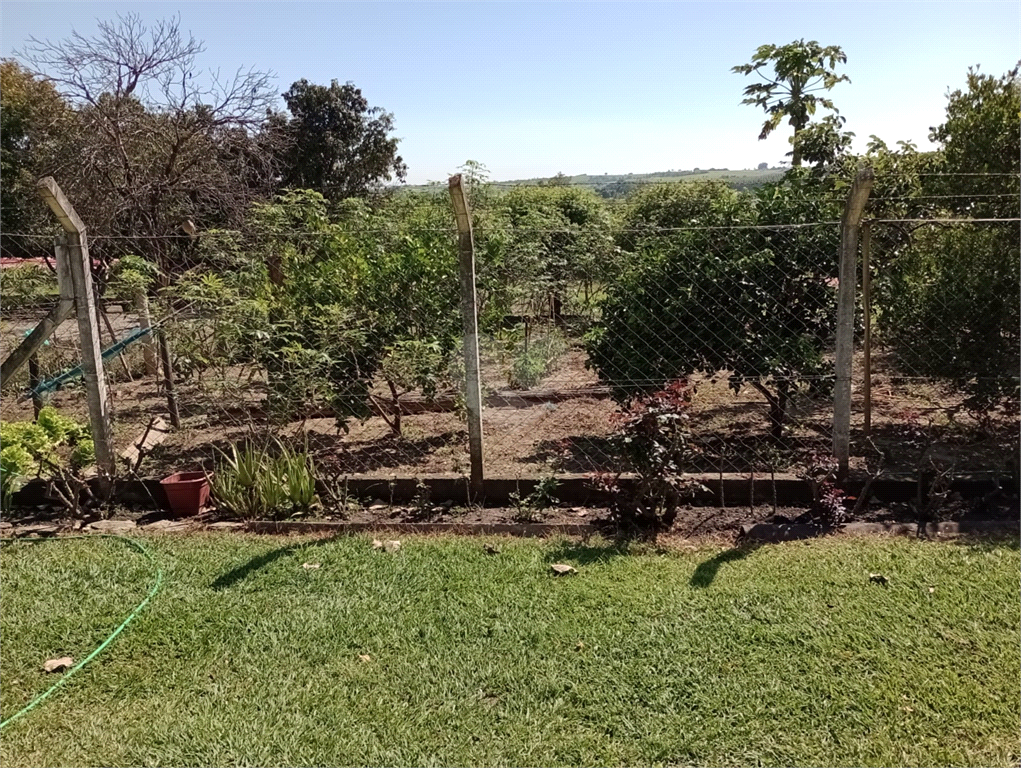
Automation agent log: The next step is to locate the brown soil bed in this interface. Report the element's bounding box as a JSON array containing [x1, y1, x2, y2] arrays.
[[3, 315, 1016, 481]]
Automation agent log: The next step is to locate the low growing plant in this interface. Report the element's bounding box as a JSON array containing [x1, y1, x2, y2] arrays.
[[595, 379, 706, 532], [508, 329, 567, 390], [211, 441, 319, 520], [793, 448, 849, 526], [510, 470, 560, 523], [0, 406, 92, 509]]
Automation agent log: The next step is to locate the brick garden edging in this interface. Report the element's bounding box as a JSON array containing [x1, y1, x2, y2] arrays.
[[11, 472, 1017, 511]]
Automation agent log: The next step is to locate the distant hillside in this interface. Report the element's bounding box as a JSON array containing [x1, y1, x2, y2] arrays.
[[409, 166, 786, 197]]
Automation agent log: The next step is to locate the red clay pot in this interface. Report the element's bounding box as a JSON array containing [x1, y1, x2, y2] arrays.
[[160, 471, 211, 517]]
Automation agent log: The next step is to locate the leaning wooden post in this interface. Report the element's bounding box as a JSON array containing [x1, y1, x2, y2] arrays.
[[0, 238, 74, 383], [448, 174, 485, 498], [36, 178, 117, 477], [861, 220, 873, 437], [833, 168, 875, 480]]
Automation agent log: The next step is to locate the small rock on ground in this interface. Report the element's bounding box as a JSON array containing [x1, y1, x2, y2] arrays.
[[207, 521, 244, 531], [84, 519, 137, 534], [14, 523, 61, 537]]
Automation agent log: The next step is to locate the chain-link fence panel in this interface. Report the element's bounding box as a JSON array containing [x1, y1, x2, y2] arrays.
[[4, 204, 1017, 497], [863, 218, 1020, 479]]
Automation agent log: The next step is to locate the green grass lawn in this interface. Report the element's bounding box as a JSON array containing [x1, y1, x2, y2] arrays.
[[1, 533, 1018, 767]]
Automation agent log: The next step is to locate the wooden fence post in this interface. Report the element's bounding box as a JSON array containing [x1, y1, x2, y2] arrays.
[[833, 168, 875, 479], [449, 174, 485, 498], [861, 220, 873, 437], [36, 178, 117, 477]]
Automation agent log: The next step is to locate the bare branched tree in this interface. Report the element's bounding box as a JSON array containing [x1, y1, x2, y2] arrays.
[[19, 13, 280, 273]]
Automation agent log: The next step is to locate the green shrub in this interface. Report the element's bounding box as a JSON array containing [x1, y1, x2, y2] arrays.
[[0, 406, 91, 509], [69, 439, 96, 469], [508, 330, 567, 390], [211, 441, 318, 520], [0, 264, 57, 308], [36, 405, 87, 444], [593, 380, 706, 531], [1, 444, 34, 509]]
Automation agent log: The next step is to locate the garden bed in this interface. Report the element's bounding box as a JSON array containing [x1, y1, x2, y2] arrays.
[[3, 315, 1017, 482]]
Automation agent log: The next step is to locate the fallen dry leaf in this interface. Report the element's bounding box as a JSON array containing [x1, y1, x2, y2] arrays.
[[383, 540, 401, 553], [43, 656, 74, 673], [302, 562, 321, 570], [372, 539, 384, 549], [358, 654, 372, 663], [928, 586, 935, 594], [575, 641, 585, 651], [551, 563, 577, 576]]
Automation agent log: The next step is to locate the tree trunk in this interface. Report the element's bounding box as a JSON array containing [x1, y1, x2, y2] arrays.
[[387, 379, 402, 437], [752, 380, 789, 443], [768, 383, 789, 442], [790, 127, 802, 167]]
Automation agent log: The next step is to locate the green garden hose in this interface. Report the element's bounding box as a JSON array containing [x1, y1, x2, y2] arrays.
[[0, 534, 163, 730]]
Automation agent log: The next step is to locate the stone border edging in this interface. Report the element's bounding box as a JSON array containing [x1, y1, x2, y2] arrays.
[[244, 520, 600, 537], [12, 472, 1017, 511]]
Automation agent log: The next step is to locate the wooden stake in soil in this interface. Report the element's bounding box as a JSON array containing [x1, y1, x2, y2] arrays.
[[158, 329, 181, 429], [28, 354, 43, 419], [833, 168, 874, 480], [449, 174, 485, 498]]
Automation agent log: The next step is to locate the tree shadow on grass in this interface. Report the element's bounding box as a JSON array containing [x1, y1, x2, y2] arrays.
[[689, 545, 760, 588], [210, 536, 339, 591], [544, 538, 640, 567]]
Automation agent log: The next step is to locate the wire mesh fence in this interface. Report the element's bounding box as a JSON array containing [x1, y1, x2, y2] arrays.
[[862, 218, 1020, 478], [1, 197, 1018, 493]]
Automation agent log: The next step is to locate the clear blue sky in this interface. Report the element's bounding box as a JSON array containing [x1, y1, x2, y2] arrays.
[[2, 1, 1018, 183]]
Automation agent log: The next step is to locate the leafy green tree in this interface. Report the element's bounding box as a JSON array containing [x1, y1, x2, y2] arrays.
[[928, 64, 1020, 219], [184, 190, 461, 435], [879, 64, 1020, 406], [0, 60, 75, 258], [499, 185, 615, 319], [733, 40, 850, 166], [275, 79, 407, 201], [587, 180, 840, 440], [790, 115, 855, 168]]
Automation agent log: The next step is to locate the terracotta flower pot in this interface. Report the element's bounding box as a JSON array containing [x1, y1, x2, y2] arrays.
[[160, 471, 211, 517]]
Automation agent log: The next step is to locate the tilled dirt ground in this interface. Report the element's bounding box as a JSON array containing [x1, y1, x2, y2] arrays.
[[2, 311, 1016, 480]]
